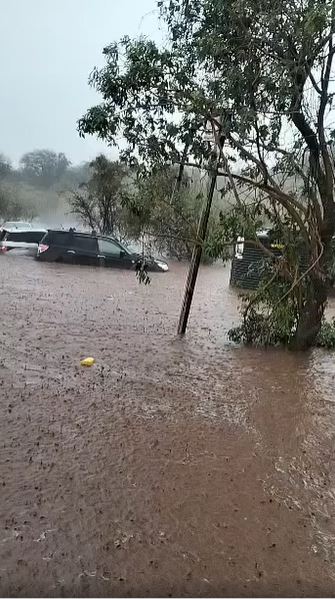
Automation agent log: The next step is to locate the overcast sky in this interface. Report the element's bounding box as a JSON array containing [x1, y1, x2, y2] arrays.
[[0, 0, 160, 165]]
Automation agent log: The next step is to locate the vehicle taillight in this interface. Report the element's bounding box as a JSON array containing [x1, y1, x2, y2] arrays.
[[38, 244, 49, 254], [1, 245, 7, 253]]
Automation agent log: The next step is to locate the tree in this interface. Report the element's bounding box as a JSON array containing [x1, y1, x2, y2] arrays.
[[20, 149, 70, 188], [78, 0, 335, 350], [122, 166, 222, 260], [0, 154, 12, 180], [55, 162, 91, 192], [69, 155, 127, 236], [70, 157, 223, 258], [0, 183, 35, 221]]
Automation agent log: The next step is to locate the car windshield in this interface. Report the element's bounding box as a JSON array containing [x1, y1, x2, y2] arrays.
[[118, 241, 140, 254]]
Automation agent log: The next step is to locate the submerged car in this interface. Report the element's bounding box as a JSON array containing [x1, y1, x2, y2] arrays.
[[0, 227, 47, 255], [36, 229, 169, 272]]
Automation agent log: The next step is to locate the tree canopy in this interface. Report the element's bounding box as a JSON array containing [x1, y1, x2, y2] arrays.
[[0, 154, 12, 180], [79, 0, 335, 349], [19, 149, 71, 188], [69, 155, 127, 236]]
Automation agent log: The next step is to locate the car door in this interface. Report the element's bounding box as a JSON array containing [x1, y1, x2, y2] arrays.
[[68, 234, 99, 266], [97, 238, 133, 269], [48, 231, 72, 262]]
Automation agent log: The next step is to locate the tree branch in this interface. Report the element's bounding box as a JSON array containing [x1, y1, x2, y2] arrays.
[[216, 169, 310, 243], [308, 71, 322, 95], [318, 37, 335, 197]]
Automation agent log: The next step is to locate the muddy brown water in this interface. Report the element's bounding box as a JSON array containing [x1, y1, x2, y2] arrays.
[[1, 254, 335, 597]]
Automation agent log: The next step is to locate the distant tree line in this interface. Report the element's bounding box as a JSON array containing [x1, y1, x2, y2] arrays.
[[0, 149, 90, 222], [0, 150, 90, 190]]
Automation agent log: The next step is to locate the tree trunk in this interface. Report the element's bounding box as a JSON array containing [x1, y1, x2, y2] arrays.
[[292, 279, 327, 350]]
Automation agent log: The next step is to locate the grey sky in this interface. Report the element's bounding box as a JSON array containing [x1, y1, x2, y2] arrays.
[[0, 0, 160, 165]]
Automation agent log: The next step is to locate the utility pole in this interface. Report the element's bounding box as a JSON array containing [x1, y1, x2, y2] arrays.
[[175, 144, 189, 193], [170, 143, 189, 205], [177, 159, 217, 335]]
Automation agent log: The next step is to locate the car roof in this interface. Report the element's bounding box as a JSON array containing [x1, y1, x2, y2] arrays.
[[45, 230, 134, 254], [99, 234, 122, 242], [5, 227, 47, 234], [47, 229, 120, 243], [48, 229, 92, 235]]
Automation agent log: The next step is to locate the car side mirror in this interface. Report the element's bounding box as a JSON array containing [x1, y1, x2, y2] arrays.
[[120, 250, 126, 258]]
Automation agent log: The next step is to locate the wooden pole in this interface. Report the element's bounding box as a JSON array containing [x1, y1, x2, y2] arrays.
[[175, 144, 189, 192], [177, 163, 217, 335]]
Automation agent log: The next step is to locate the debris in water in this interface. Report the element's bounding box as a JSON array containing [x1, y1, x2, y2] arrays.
[[34, 529, 56, 542], [80, 357, 95, 367]]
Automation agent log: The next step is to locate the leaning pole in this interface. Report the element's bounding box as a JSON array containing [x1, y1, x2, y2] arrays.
[[177, 159, 217, 335]]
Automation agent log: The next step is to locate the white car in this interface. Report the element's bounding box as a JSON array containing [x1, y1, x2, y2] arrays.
[[0, 227, 47, 256]]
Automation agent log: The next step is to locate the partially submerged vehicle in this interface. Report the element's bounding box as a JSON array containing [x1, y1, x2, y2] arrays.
[[36, 229, 169, 272], [0, 227, 47, 256]]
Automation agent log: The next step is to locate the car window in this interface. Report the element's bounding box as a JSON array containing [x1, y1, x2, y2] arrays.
[[6, 232, 25, 242], [73, 235, 97, 252], [47, 231, 71, 246], [30, 231, 46, 243], [98, 239, 122, 256], [7, 231, 46, 243]]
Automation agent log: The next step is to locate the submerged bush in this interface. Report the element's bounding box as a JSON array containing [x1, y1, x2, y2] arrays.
[[229, 309, 335, 350], [316, 318, 335, 349]]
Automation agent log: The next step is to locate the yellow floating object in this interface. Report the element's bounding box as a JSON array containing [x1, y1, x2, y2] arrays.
[[80, 357, 95, 367]]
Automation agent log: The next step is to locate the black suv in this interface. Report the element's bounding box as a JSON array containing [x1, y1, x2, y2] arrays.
[[36, 229, 168, 272]]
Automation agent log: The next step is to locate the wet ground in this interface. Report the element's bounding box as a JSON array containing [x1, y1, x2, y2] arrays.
[[1, 254, 335, 597]]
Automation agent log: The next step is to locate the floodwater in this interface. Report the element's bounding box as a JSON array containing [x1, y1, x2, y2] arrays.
[[1, 254, 335, 597]]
